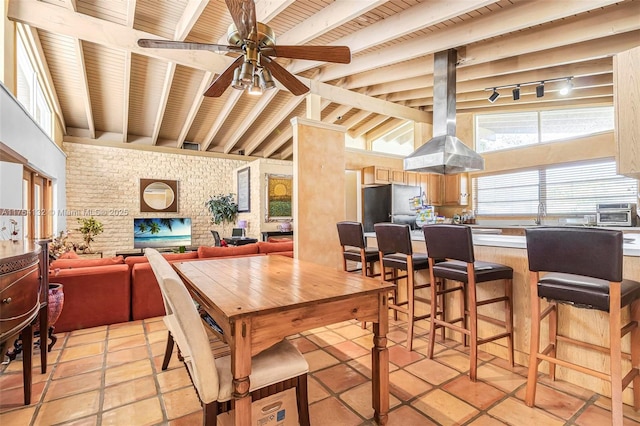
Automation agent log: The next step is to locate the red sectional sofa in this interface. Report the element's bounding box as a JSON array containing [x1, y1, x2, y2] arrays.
[[49, 241, 294, 332]]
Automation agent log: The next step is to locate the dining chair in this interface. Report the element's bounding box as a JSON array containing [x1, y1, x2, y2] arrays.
[[145, 248, 310, 426], [525, 227, 639, 425], [210, 230, 221, 247], [422, 224, 514, 382], [374, 222, 438, 351]]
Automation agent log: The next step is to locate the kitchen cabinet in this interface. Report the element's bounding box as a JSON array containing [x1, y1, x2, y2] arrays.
[[443, 173, 468, 206], [362, 166, 391, 185], [614, 46, 640, 178], [420, 173, 442, 206], [405, 171, 420, 186], [390, 169, 406, 184]]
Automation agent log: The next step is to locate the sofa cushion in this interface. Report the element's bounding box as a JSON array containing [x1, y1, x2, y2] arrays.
[[267, 236, 293, 243], [257, 241, 294, 254], [125, 251, 198, 267], [50, 256, 125, 269], [197, 244, 259, 258]]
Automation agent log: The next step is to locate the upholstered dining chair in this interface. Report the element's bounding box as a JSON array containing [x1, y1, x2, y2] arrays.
[[422, 224, 514, 382], [145, 248, 310, 426], [525, 227, 639, 425], [210, 230, 221, 247]]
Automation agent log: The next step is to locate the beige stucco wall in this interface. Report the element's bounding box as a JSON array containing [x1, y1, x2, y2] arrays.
[[63, 142, 249, 256]]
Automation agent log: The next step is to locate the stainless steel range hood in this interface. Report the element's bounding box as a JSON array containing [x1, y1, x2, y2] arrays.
[[404, 49, 484, 175]]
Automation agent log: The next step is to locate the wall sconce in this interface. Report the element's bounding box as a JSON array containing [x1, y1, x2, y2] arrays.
[[488, 88, 500, 103], [512, 85, 520, 101], [536, 82, 545, 98]]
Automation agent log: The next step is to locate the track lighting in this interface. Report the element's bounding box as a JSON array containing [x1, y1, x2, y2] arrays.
[[559, 78, 573, 96], [512, 85, 520, 101], [488, 88, 500, 103], [536, 82, 544, 98]]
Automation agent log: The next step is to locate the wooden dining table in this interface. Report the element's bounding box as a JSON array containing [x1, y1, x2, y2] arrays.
[[173, 255, 394, 426]]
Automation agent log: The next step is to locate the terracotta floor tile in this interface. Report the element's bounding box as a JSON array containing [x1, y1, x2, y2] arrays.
[[70, 326, 107, 336], [65, 331, 107, 347], [332, 323, 373, 340], [0, 370, 24, 391], [288, 336, 320, 354], [0, 380, 45, 410], [433, 348, 472, 372], [324, 340, 370, 361], [147, 330, 169, 346], [105, 345, 150, 367], [153, 353, 183, 372], [575, 403, 640, 426], [107, 334, 147, 352], [405, 358, 460, 385], [514, 382, 585, 420], [104, 358, 153, 387], [34, 390, 100, 425], [351, 334, 377, 350], [102, 376, 158, 411], [386, 405, 439, 426], [162, 386, 202, 420], [144, 318, 166, 334], [389, 370, 433, 402], [305, 330, 347, 347], [307, 376, 331, 404], [302, 349, 340, 372], [59, 415, 98, 425], [313, 363, 368, 394], [169, 411, 203, 425], [0, 406, 36, 425], [488, 397, 565, 426], [101, 397, 164, 425], [52, 354, 104, 379], [476, 363, 527, 393], [413, 388, 479, 425], [309, 396, 363, 426], [386, 329, 409, 344], [339, 381, 401, 419], [466, 414, 509, 425], [442, 375, 506, 410], [107, 323, 145, 339], [156, 366, 192, 393], [388, 344, 424, 367], [58, 342, 105, 363], [593, 394, 640, 422], [43, 371, 102, 402]]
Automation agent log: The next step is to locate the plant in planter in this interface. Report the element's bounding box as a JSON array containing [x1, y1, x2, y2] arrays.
[[76, 217, 104, 253], [205, 193, 238, 236]]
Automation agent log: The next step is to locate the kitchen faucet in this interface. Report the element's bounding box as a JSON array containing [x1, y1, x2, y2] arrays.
[[535, 202, 546, 225]]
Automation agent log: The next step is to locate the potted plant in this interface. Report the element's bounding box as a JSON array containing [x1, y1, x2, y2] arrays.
[[205, 193, 238, 236], [76, 217, 104, 253]]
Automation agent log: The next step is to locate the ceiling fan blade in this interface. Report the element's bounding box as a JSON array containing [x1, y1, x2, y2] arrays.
[[137, 39, 240, 54], [262, 56, 309, 96], [225, 0, 257, 42], [262, 45, 351, 64], [203, 56, 244, 97]]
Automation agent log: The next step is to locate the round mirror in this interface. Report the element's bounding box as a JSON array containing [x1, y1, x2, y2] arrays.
[[143, 182, 175, 210]]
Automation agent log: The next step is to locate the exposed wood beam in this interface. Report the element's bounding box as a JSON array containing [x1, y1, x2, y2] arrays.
[[177, 71, 213, 148], [201, 90, 242, 151], [262, 127, 292, 158], [255, 0, 296, 23], [244, 96, 302, 155], [277, 0, 387, 45], [19, 24, 67, 134], [315, 0, 626, 82], [341, 110, 372, 133], [7, 0, 233, 72], [223, 90, 279, 154], [459, 97, 613, 115], [349, 115, 387, 139], [122, 51, 131, 142], [74, 40, 95, 139], [126, 0, 137, 27], [150, 63, 176, 145], [280, 145, 293, 160], [324, 104, 352, 125], [64, 0, 76, 12], [366, 118, 404, 143], [174, 0, 208, 41], [345, 57, 432, 90]]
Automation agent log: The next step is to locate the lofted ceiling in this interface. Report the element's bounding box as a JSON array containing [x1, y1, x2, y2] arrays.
[[7, 0, 640, 160]]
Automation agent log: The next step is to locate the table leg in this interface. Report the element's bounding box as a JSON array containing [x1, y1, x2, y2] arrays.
[[232, 319, 252, 426], [372, 293, 389, 425]]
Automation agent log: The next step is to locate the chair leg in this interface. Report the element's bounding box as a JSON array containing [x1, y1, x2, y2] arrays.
[[460, 281, 468, 347], [428, 269, 438, 359], [504, 279, 514, 367], [203, 401, 218, 426], [525, 272, 541, 407], [631, 299, 640, 411], [406, 262, 416, 351], [162, 331, 174, 371], [610, 285, 624, 426], [548, 301, 558, 381], [296, 374, 311, 426], [467, 271, 479, 382], [439, 279, 446, 342], [22, 324, 33, 405]]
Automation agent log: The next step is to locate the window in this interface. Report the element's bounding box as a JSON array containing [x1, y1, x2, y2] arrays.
[[370, 121, 414, 155], [473, 160, 637, 216], [476, 107, 614, 153]]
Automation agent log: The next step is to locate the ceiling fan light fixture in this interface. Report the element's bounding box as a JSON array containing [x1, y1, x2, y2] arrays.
[[260, 68, 276, 90], [248, 74, 263, 96], [239, 61, 254, 84], [231, 67, 245, 90]]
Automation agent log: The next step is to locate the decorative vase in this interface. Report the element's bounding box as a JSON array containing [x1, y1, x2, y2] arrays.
[[34, 283, 64, 351]]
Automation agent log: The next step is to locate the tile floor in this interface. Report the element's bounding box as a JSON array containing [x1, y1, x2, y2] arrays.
[[1, 317, 639, 425]]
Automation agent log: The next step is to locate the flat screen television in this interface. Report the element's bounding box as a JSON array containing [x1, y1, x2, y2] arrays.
[[133, 218, 192, 249]]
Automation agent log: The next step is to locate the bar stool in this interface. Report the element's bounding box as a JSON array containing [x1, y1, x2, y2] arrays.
[[374, 223, 439, 351], [525, 227, 639, 425], [422, 224, 514, 381], [336, 221, 380, 278]]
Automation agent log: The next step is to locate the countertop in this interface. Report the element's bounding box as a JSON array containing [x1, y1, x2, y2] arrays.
[[364, 230, 640, 257]]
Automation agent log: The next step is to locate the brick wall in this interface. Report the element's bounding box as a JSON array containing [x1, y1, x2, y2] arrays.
[[63, 143, 248, 256]]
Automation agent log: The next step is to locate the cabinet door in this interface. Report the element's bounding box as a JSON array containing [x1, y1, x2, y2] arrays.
[[443, 174, 468, 205], [615, 46, 640, 178], [390, 169, 406, 184], [362, 166, 391, 185], [405, 171, 419, 186], [375, 167, 391, 183], [428, 174, 443, 206]]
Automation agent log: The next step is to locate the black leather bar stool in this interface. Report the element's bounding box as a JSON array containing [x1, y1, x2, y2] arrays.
[[336, 221, 380, 278], [525, 227, 640, 425], [374, 223, 439, 351], [422, 224, 514, 381]]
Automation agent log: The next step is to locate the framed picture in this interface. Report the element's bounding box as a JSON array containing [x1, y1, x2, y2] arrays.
[[140, 179, 178, 212], [237, 167, 250, 212], [265, 174, 293, 222]]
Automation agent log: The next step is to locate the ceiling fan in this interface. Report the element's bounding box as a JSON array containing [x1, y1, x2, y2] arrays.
[[137, 0, 351, 97]]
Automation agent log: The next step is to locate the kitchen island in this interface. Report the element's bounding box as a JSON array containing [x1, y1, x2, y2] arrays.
[[364, 229, 638, 406]]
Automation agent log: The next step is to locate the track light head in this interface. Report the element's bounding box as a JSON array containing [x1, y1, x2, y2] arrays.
[[536, 82, 545, 98], [488, 89, 500, 103], [512, 85, 520, 101], [559, 78, 573, 96]]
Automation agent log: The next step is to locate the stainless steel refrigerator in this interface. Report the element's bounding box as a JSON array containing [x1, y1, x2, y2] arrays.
[[363, 184, 421, 232]]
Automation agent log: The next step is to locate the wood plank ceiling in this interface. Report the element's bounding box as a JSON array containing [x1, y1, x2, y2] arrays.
[[7, 0, 640, 160]]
